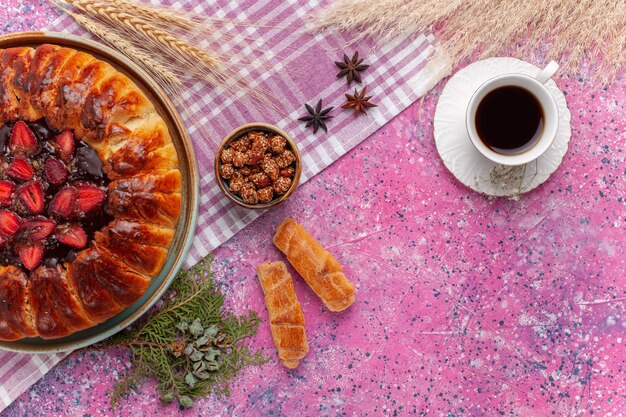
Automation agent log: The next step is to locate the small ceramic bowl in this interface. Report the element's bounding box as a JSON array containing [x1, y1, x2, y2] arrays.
[[215, 122, 302, 209]]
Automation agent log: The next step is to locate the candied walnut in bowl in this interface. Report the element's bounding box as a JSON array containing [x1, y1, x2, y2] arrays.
[[215, 123, 301, 209]]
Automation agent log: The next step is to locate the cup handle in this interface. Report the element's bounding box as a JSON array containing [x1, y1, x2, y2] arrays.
[[535, 61, 559, 84]]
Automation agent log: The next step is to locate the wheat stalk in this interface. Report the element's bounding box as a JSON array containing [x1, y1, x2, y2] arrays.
[[60, 0, 196, 31], [50, 0, 288, 121], [109, 0, 292, 31], [61, 0, 296, 60], [311, 0, 626, 82], [108, 0, 197, 31], [53, 4, 182, 89], [59, 0, 221, 74]]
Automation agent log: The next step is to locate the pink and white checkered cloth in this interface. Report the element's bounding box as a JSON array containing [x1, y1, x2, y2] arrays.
[[0, 0, 448, 410]]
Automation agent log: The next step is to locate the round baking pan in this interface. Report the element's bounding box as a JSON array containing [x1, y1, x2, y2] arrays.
[[0, 32, 199, 353]]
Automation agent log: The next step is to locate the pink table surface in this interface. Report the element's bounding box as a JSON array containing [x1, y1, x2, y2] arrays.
[[2, 2, 626, 417]]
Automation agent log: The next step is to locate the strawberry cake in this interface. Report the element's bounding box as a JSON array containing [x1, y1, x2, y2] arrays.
[[0, 44, 182, 340]]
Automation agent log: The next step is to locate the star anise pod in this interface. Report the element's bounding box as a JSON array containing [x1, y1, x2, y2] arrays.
[[298, 99, 334, 133], [341, 86, 378, 117], [335, 51, 369, 85]]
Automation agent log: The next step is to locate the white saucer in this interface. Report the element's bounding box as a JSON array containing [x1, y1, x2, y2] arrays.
[[433, 57, 571, 197]]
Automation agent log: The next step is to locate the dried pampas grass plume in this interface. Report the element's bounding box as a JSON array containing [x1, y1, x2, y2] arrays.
[[311, 0, 626, 82]]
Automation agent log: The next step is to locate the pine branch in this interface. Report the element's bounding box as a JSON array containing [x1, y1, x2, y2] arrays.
[[88, 256, 269, 409]]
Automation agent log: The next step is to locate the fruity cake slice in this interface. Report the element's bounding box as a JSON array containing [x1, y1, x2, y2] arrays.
[[0, 45, 181, 341]]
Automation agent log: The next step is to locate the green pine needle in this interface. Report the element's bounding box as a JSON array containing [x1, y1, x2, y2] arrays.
[[96, 256, 268, 409]]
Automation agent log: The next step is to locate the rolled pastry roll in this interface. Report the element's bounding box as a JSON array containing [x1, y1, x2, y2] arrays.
[[257, 261, 309, 369], [273, 219, 355, 312]]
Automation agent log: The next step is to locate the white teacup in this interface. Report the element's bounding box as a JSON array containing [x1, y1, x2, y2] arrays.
[[465, 61, 559, 166]]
